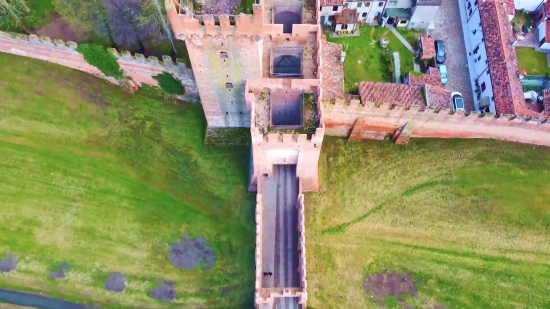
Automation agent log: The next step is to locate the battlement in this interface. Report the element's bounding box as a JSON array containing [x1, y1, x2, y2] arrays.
[[165, 0, 319, 39], [0, 30, 199, 102]]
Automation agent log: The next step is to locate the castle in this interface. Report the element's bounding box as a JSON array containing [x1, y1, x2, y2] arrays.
[[1, 0, 550, 307], [162, 0, 550, 308]]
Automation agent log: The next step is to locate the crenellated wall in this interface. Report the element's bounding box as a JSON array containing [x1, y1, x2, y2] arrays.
[[246, 79, 325, 192], [0, 31, 199, 102], [323, 98, 550, 146], [253, 177, 308, 309]]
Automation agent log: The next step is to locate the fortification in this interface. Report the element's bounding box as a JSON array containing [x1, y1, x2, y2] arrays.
[[0, 31, 199, 102], [322, 98, 550, 146]]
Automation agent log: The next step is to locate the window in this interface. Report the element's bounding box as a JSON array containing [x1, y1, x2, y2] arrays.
[[469, 8, 473, 16], [472, 29, 477, 35], [481, 82, 486, 92], [344, 3, 349, 8], [333, 5, 338, 11], [226, 83, 233, 89], [220, 52, 228, 59], [365, 1, 371, 6], [378, 1, 384, 6], [400, 19, 407, 24], [362, 12, 368, 17], [342, 24, 349, 30], [473, 45, 479, 54], [357, 1, 363, 7], [387, 0, 398, 6], [467, 1, 471, 9]]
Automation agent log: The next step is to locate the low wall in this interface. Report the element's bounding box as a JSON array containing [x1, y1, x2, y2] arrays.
[[0, 31, 199, 102], [253, 178, 308, 309], [322, 98, 550, 146]]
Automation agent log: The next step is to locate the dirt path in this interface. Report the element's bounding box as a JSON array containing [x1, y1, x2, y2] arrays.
[[34, 13, 80, 43]]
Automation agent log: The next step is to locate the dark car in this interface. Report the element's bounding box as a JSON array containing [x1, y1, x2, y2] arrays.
[[435, 40, 446, 64]]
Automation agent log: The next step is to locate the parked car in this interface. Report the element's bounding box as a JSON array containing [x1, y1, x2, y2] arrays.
[[438, 64, 448, 86], [451, 92, 464, 111], [435, 40, 446, 64]]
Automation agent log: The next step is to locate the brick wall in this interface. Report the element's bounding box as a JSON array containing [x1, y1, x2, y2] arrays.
[[0, 31, 199, 102], [323, 98, 550, 146]]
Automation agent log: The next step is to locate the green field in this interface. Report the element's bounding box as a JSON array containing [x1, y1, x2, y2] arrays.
[[516, 47, 548, 76], [327, 26, 416, 93], [2, 51, 550, 309], [0, 53, 255, 308], [306, 138, 550, 309]]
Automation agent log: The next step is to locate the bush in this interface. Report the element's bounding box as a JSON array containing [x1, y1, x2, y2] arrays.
[[152, 72, 186, 96], [76, 44, 123, 79]]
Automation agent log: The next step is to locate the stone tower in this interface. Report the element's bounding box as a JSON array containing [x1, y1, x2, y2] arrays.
[[165, 0, 326, 192], [165, 1, 265, 128]]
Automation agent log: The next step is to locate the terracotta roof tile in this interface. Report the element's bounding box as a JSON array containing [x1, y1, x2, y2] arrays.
[[321, 0, 344, 6], [419, 36, 435, 60], [544, 90, 550, 113], [503, 0, 515, 15], [335, 8, 358, 24], [425, 85, 451, 110], [546, 0, 550, 16], [546, 20, 550, 43], [359, 82, 425, 108], [408, 67, 440, 87], [479, 0, 524, 115], [321, 39, 345, 100]]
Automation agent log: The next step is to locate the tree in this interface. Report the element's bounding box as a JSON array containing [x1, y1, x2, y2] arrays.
[[53, 0, 113, 46], [103, 0, 144, 53], [0, 0, 31, 34], [137, 0, 176, 52]]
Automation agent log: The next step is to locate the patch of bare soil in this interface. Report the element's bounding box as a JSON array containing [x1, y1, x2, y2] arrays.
[[169, 232, 216, 270], [363, 270, 417, 307], [150, 280, 176, 302], [0, 254, 17, 273], [196, 0, 243, 15], [49, 263, 70, 280], [35, 13, 80, 43], [105, 273, 127, 293]]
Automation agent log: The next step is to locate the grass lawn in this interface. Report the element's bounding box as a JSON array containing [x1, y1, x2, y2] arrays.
[[306, 137, 550, 309], [516, 47, 548, 75], [396, 27, 424, 45], [0, 53, 255, 308], [327, 26, 415, 94], [0, 0, 54, 32]]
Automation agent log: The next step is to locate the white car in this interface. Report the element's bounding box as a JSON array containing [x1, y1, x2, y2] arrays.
[[451, 92, 464, 111]]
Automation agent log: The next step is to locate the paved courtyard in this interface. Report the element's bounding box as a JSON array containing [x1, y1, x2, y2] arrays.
[[428, 0, 475, 112]]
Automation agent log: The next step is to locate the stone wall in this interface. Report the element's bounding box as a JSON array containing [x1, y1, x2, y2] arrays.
[[0, 31, 199, 102], [253, 177, 308, 309], [323, 98, 550, 146]]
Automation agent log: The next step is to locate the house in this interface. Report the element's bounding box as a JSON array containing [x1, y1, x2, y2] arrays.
[[408, 0, 442, 29], [535, 1, 550, 50], [380, 8, 412, 27], [463, 0, 544, 115], [335, 8, 359, 32], [416, 36, 436, 61], [405, 67, 452, 109], [319, 0, 387, 26], [515, 0, 545, 12]]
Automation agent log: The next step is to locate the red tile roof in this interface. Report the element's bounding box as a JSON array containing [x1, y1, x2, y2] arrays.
[[359, 82, 425, 108], [546, 20, 550, 42], [408, 67, 440, 87], [321, 39, 345, 100], [321, 0, 344, 6], [544, 90, 550, 113], [502, 0, 515, 15], [335, 8, 358, 24], [479, 0, 524, 115], [425, 85, 451, 110], [546, 0, 550, 16], [419, 36, 435, 60]]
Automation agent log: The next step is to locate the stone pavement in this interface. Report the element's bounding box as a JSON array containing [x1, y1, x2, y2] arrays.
[[428, 0, 475, 112], [393, 52, 401, 83]]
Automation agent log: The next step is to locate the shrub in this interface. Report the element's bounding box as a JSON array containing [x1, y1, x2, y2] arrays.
[[75, 44, 123, 79], [152, 72, 186, 96]]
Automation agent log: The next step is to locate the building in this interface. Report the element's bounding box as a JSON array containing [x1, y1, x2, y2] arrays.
[[334, 8, 359, 32], [536, 1, 550, 51], [463, 0, 545, 115], [416, 35, 436, 61], [319, 0, 387, 26], [380, 0, 441, 29]]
